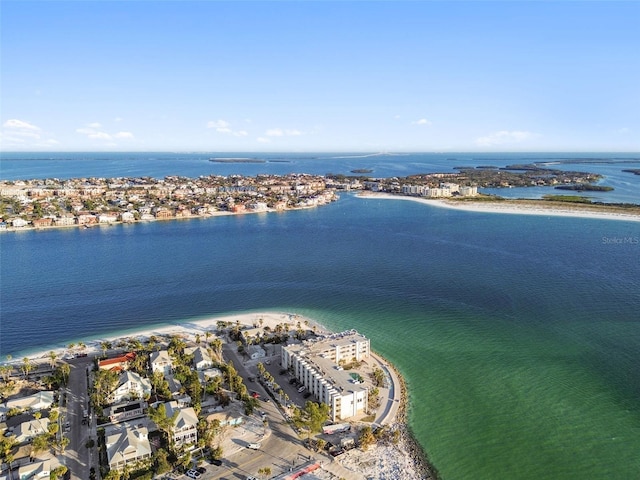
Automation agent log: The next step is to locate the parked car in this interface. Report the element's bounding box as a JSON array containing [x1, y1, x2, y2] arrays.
[[247, 442, 261, 450], [297, 386, 305, 393], [186, 469, 201, 479], [196, 467, 206, 474], [209, 458, 222, 466]]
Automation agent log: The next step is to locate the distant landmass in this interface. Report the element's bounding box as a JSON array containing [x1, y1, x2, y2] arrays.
[[209, 157, 266, 163]]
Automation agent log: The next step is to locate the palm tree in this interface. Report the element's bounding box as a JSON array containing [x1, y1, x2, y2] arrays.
[[48, 351, 58, 369], [59, 363, 71, 386], [257, 466, 271, 479], [210, 339, 223, 359], [100, 341, 112, 358], [0, 364, 12, 382], [21, 357, 34, 380]]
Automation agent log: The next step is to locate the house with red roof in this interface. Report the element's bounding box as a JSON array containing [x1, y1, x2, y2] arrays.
[[99, 352, 136, 372]]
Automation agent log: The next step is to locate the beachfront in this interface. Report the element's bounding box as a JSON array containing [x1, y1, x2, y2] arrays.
[[359, 192, 640, 222], [1, 312, 432, 480]]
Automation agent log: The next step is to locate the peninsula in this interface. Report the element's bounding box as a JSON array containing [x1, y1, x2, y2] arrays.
[[3, 163, 639, 232], [0, 174, 338, 232], [0, 313, 433, 480]]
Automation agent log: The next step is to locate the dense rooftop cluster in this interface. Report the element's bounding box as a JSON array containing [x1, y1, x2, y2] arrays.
[[0, 174, 338, 230]]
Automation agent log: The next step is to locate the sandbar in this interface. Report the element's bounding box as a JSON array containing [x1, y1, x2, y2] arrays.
[[359, 192, 640, 222]]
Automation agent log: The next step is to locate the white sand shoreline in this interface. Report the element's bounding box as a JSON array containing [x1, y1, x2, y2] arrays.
[[13, 311, 326, 365], [359, 192, 640, 222], [9, 310, 432, 479]]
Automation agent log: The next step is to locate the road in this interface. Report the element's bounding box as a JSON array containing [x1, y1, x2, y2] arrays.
[[206, 342, 314, 480], [61, 356, 96, 480]]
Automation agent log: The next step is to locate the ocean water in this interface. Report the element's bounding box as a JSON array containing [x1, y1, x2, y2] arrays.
[[1, 153, 640, 479]]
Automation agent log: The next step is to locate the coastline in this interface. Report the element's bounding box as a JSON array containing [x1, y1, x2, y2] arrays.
[[359, 192, 640, 222], [10, 311, 434, 480]]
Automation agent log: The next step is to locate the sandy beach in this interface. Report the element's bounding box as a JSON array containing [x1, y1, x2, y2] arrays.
[[359, 192, 640, 222], [13, 310, 432, 480]]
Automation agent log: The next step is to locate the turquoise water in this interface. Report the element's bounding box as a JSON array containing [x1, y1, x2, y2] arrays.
[[1, 153, 640, 479]]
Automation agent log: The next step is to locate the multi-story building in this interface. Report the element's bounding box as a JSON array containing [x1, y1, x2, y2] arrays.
[[282, 331, 371, 421], [105, 424, 152, 471]]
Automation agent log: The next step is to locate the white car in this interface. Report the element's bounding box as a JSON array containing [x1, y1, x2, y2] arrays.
[[247, 442, 261, 450], [186, 469, 201, 479], [297, 386, 305, 393]]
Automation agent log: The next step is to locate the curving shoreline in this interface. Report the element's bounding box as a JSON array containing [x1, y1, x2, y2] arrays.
[[358, 192, 640, 222], [8, 311, 437, 480]]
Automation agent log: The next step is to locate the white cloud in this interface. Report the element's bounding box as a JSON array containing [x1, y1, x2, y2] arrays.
[[207, 119, 230, 129], [1, 119, 61, 148], [412, 118, 432, 126], [76, 124, 135, 142], [3, 119, 41, 131], [114, 131, 134, 139], [207, 119, 248, 136], [475, 130, 538, 147], [265, 128, 303, 137], [1, 119, 44, 145], [257, 137, 271, 143], [114, 117, 123, 122]]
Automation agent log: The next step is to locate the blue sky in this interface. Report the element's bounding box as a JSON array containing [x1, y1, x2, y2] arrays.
[[1, 1, 638, 152]]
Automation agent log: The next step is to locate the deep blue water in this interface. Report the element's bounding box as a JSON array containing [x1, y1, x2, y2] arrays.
[[1, 152, 640, 479]]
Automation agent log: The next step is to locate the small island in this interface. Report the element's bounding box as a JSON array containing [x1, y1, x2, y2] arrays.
[[554, 184, 614, 192], [209, 157, 266, 163]]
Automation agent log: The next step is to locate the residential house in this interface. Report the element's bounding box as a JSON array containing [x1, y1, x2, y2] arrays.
[[162, 401, 198, 447], [105, 424, 152, 471], [206, 410, 243, 427], [120, 211, 135, 223], [187, 347, 213, 371], [17, 460, 50, 479], [5, 391, 54, 413], [246, 345, 266, 360], [99, 352, 136, 372], [108, 371, 152, 405], [11, 218, 29, 228], [31, 218, 53, 228], [149, 350, 172, 377], [14, 418, 49, 444], [104, 401, 146, 424], [241, 327, 264, 344]]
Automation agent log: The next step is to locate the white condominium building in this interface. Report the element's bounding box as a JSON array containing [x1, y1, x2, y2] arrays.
[[282, 330, 371, 421]]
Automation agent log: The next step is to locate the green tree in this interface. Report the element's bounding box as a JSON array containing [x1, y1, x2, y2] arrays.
[[56, 436, 70, 454], [293, 401, 331, 440], [258, 466, 272, 479], [48, 351, 58, 369], [30, 433, 50, 459], [153, 448, 171, 475], [358, 425, 376, 451], [91, 369, 119, 409], [0, 364, 12, 382], [101, 341, 112, 358], [57, 363, 71, 386], [50, 466, 68, 480], [21, 357, 35, 380], [148, 404, 178, 447]]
